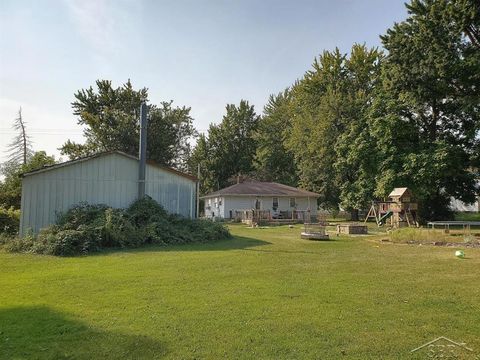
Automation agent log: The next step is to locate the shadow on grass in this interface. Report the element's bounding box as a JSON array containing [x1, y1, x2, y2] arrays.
[[243, 248, 322, 255], [242, 240, 339, 256], [0, 306, 166, 359], [91, 236, 271, 257]]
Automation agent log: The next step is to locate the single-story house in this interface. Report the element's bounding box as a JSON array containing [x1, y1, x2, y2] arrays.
[[201, 180, 320, 220], [450, 181, 480, 212], [450, 197, 480, 212], [19, 151, 197, 235]]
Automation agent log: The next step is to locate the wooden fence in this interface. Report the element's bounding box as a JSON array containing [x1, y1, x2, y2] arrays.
[[233, 209, 317, 224]]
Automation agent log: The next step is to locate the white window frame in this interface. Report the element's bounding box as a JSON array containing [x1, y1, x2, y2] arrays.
[[272, 197, 279, 209], [290, 197, 296, 208]]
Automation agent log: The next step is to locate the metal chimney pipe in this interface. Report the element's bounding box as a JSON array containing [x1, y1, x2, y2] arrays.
[[196, 164, 200, 218], [138, 102, 148, 199]]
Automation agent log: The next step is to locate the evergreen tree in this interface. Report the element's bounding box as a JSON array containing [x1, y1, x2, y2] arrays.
[[7, 107, 33, 165]]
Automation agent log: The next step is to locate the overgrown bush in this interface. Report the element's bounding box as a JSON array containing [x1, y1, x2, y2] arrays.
[[0, 207, 20, 235], [389, 228, 449, 244], [0, 232, 14, 245], [5, 197, 230, 256]]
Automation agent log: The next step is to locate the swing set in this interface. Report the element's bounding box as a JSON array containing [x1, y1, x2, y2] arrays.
[[364, 188, 419, 228]]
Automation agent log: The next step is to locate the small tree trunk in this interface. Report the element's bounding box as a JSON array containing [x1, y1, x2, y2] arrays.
[[18, 108, 28, 165]]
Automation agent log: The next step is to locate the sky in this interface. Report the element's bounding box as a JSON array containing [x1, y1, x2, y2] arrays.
[[0, 0, 409, 164]]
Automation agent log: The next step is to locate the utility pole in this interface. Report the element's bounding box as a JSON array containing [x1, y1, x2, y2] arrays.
[[196, 164, 200, 218], [138, 102, 148, 199]]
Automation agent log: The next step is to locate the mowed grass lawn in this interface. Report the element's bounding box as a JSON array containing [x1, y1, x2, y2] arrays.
[[1, 224, 479, 359]]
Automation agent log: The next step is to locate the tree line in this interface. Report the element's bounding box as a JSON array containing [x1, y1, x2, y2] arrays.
[[188, 0, 480, 221], [1, 0, 479, 222]]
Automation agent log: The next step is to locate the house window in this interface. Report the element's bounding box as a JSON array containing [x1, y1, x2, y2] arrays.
[[403, 197, 410, 203], [290, 198, 296, 208], [272, 197, 279, 210], [255, 199, 261, 210], [219, 198, 222, 206]]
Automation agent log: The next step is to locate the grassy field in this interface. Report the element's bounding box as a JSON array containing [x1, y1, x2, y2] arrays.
[[455, 212, 480, 222], [1, 224, 479, 359]]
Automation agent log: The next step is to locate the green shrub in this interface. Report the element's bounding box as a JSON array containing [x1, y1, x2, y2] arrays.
[[56, 203, 109, 229], [102, 208, 142, 248], [0, 207, 20, 235], [127, 197, 168, 226], [4, 231, 36, 253], [0, 232, 14, 246], [6, 197, 230, 256]]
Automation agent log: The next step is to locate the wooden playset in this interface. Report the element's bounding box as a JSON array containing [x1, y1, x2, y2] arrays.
[[365, 187, 419, 228]]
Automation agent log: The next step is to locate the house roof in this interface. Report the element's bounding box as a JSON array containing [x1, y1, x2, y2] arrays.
[[201, 180, 320, 198], [21, 151, 197, 181], [389, 187, 409, 197]]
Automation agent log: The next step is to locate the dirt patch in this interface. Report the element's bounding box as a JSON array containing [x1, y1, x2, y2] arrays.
[[390, 240, 480, 248]]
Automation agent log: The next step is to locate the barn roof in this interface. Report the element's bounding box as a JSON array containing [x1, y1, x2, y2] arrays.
[[389, 187, 409, 197], [21, 151, 197, 181], [201, 180, 320, 198]]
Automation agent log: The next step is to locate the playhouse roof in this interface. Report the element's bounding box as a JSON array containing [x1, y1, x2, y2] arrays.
[[389, 187, 409, 197]]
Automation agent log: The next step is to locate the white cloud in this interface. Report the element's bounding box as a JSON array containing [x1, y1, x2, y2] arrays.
[[64, 0, 142, 60], [64, 0, 117, 55]]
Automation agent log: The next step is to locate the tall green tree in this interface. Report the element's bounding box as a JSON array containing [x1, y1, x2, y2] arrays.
[[254, 89, 297, 186], [286, 46, 382, 214], [286, 49, 346, 210], [448, 0, 480, 49], [186, 133, 212, 194], [189, 100, 260, 194], [333, 45, 383, 218], [61, 80, 196, 171], [371, 0, 480, 220], [0, 151, 56, 209]]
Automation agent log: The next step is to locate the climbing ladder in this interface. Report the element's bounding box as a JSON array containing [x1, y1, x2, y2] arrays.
[[405, 210, 418, 227]]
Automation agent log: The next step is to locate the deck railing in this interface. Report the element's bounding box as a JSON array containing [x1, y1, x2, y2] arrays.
[[233, 209, 316, 223]]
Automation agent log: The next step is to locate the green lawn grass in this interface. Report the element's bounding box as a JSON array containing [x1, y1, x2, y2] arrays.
[[455, 212, 480, 222], [1, 224, 479, 359]]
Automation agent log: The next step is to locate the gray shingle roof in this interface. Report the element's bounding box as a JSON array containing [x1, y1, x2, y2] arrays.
[[201, 180, 320, 198]]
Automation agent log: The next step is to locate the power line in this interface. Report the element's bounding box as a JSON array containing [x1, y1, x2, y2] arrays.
[[0, 128, 84, 136]]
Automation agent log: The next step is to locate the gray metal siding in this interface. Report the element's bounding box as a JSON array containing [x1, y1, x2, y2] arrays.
[[144, 162, 195, 218], [20, 153, 196, 235]]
